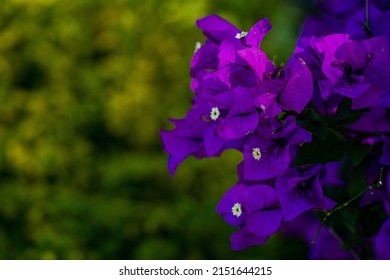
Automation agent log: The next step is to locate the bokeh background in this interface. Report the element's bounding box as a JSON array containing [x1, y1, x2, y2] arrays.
[[0, 0, 314, 259]]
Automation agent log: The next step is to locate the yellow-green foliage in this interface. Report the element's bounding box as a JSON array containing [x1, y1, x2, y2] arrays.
[[0, 0, 308, 259]]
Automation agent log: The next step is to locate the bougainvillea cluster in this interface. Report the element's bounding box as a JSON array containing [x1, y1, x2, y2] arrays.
[[161, 0, 390, 259]]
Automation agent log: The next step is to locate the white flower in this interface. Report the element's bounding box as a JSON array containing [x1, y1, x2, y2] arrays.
[[210, 107, 220, 121], [232, 203, 242, 217], [252, 147, 262, 160]]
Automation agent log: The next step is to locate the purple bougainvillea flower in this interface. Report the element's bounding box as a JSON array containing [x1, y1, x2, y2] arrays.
[[192, 16, 271, 87], [313, 33, 351, 95], [313, 34, 390, 109], [375, 218, 390, 259], [160, 116, 207, 175], [216, 183, 282, 249], [254, 79, 285, 118], [295, 37, 327, 81], [217, 87, 259, 140], [275, 165, 336, 221], [216, 18, 271, 70], [217, 18, 273, 81], [191, 15, 240, 79], [346, 4, 390, 47], [242, 116, 312, 181], [242, 53, 313, 116]]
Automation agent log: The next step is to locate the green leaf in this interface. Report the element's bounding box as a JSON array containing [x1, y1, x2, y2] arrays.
[[360, 203, 387, 238], [297, 119, 328, 140], [345, 161, 368, 197], [346, 144, 372, 167], [327, 203, 360, 248], [330, 98, 369, 125], [294, 132, 348, 166]]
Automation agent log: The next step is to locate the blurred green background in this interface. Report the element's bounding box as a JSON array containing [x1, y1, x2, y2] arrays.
[[0, 0, 312, 259]]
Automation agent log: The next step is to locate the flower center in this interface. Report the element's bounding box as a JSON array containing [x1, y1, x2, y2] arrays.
[[235, 31, 248, 39], [252, 147, 262, 160], [210, 107, 220, 121], [232, 203, 242, 217]]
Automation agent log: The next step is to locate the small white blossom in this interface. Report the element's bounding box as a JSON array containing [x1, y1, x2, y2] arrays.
[[235, 31, 248, 39], [194, 41, 202, 53], [252, 147, 262, 160], [232, 203, 242, 217], [210, 107, 220, 121]]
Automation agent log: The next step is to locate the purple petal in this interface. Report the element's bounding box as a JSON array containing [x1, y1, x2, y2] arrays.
[[230, 229, 268, 250], [190, 43, 219, 77], [375, 219, 390, 259], [314, 34, 350, 85], [160, 129, 203, 175], [203, 125, 224, 157], [196, 15, 239, 43], [240, 185, 279, 213], [243, 136, 278, 181], [351, 85, 382, 109], [246, 209, 282, 236], [348, 108, 390, 133], [218, 39, 246, 66], [237, 48, 267, 80], [345, 4, 383, 41], [288, 127, 312, 146], [216, 184, 247, 227], [280, 57, 313, 113], [245, 18, 272, 48], [219, 112, 259, 140]]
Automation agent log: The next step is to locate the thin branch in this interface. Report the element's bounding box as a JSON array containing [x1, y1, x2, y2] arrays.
[[311, 167, 384, 244]]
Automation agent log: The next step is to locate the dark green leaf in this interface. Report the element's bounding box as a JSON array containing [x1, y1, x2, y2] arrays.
[[297, 120, 328, 140], [347, 144, 372, 167], [360, 203, 387, 238], [330, 98, 369, 124], [294, 132, 348, 166], [345, 161, 368, 197]]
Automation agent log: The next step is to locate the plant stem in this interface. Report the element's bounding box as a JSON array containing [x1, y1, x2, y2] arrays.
[[311, 167, 384, 244], [363, 0, 373, 37]]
